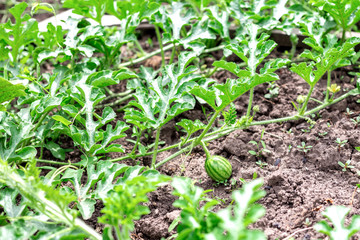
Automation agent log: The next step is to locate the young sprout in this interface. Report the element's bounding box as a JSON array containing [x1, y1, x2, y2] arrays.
[[248, 129, 271, 159], [338, 160, 354, 172], [304, 218, 312, 226], [297, 142, 313, 155], [318, 131, 328, 137], [346, 108, 354, 117], [256, 160, 268, 169], [351, 115, 360, 129], [335, 138, 348, 152]]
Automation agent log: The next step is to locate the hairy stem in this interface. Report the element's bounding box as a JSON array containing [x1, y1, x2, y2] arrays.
[[134, 40, 146, 56], [193, 111, 220, 147], [103, 90, 133, 101], [325, 70, 331, 102], [23, 110, 52, 147], [95, 94, 133, 109], [246, 87, 255, 118], [169, 43, 176, 65], [129, 129, 143, 158], [299, 85, 315, 115], [151, 127, 162, 168], [200, 141, 211, 159]]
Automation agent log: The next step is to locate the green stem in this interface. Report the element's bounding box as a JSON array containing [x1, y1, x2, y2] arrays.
[[325, 70, 331, 102], [151, 127, 162, 168], [154, 146, 191, 169], [115, 224, 122, 240], [95, 94, 133, 109], [3, 61, 8, 80], [169, 43, 176, 65], [341, 29, 346, 44], [299, 85, 315, 115], [118, 43, 226, 69], [40, 226, 74, 239], [303, 89, 356, 116], [246, 88, 255, 118], [203, 45, 225, 54], [103, 90, 133, 101], [39, 144, 44, 159], [0, 163, 101, 240], [24, 110, 51, 146], [205, 56, 226, 78], [70, 51, 77, 74], [193, 111, 220, 147], [289, 34, 298, 61], [29, 159, 82, 166], [310, 97, 324, 105], [36, 63, 41, 79], [134, 39, 146, 56], [129, 129, 143, 158], [200, 141, 211, 159], [154, 25, 165, 68], [108, 43, 123, 68]]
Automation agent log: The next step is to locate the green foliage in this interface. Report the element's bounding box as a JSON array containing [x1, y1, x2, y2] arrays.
[[61, 161, 142, 219], [0, 77, 26, 111], [172, 177, 266, 239], [290, 36, 360, 87], [314, 205, 360, 240], [99, 172, 170, 240], [311, 0, 360, 42], [176, 119, 206, 146], [264, 82, 279, 99], [229, 0, 289, 29], [194, 22, 289, 113], [297, 142, 313, 155], [0, 159, 101, 240], [335, 138, 347, 151], [125, 51, 201, 129], [338, 160, 354, 172], [0, 2, 39, 63], [171, 177, 222, 239], [0, 113, 36, 162], [62, 0, 107, 24], [191, 76, 275, 112], [2, 1, 360, 239], [222, 103, 237, 126], [52, 71, 131, 156]]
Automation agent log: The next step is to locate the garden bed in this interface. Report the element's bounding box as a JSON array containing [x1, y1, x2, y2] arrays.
[[1, 1, 360, 240]]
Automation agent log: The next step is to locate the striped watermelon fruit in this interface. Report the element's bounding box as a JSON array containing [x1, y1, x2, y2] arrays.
[[205, 155, 232, 182]]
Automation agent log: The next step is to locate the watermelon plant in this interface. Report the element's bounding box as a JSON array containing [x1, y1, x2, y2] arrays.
[[1, 0, 360, 239]]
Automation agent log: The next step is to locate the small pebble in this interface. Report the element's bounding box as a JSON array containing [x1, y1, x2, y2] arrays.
[[274, 158, 281, 166]]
